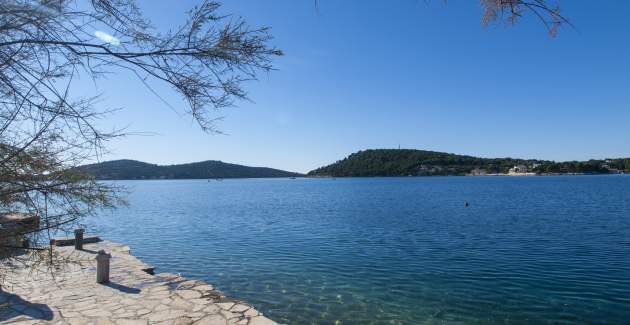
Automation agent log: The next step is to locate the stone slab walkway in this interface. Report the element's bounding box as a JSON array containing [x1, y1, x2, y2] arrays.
[[0, 241, 280, 325]]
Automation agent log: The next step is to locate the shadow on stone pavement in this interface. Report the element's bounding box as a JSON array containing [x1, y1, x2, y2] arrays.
[[102, 282, 141, 294], [0, 291, 53, 322]]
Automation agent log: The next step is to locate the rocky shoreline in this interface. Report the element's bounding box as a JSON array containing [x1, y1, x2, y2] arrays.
[[0, 239, 280, 325]]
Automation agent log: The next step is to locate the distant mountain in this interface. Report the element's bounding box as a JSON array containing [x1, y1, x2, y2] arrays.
[[307, 149, 630, 177], [79, 159, 303, 180]]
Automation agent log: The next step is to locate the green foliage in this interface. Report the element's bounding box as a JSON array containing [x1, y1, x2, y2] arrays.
[[307, 149, 627, 177], [79, 160, 302, 180]]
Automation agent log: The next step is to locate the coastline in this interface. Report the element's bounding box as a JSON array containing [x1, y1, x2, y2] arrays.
[[306, 172, 626, 178], [0, 239, 280, 325]]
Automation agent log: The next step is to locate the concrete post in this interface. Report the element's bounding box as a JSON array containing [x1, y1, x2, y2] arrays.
[[95, 250, 111, 283], [74, 228, 85, 250]]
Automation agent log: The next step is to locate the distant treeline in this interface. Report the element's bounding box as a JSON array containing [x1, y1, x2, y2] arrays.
[[79, 160, 303, 180], [307, 149, 630, 177]]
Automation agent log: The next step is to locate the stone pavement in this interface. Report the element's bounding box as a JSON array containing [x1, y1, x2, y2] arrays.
[[0, 241, 280, 325]]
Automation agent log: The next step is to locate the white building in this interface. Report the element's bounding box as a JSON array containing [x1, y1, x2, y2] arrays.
[[508, 165, 529, 174]]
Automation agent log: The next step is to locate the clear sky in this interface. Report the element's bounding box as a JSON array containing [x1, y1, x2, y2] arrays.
[[90, 1, 630, 173]]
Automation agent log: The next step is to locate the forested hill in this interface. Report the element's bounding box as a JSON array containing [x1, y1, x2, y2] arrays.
[[307, 149, 630, 177], [79, 159, 303, 180]]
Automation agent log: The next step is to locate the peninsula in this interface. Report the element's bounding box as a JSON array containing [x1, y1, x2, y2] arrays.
[[79, 160, 303, 180], [307, 149, 630, 177]]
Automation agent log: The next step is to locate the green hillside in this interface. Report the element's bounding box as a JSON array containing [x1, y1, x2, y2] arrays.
[[307, 149, 630, 177], [79, 159, 303, 180]]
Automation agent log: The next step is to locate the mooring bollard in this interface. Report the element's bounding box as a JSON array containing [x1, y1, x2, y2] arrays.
[[95, 250, 112, 283], [74, 228, 85, 250]]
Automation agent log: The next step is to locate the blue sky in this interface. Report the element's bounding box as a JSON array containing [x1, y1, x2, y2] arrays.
[[91, 1, 630, 173]]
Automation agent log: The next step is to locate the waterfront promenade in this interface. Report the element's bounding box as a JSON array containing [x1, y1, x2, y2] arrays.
[[0, 240, 279, 325]]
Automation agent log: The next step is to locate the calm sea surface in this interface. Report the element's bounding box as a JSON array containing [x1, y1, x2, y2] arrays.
[[87, 176, 630, 324]]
